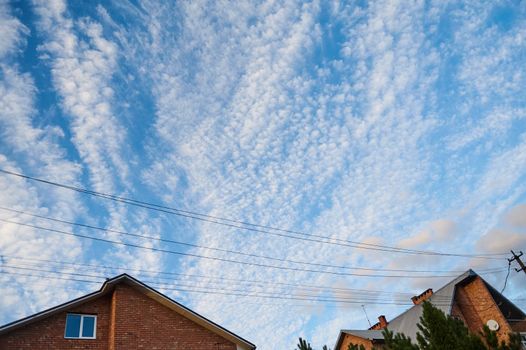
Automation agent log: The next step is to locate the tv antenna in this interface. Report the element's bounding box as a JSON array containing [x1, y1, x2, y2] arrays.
[[361, 304, 372, 327]]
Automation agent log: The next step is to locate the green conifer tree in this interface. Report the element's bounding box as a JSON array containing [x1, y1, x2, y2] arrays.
[[297, 337, 313, 350], [414, 301, 486, 350], [347, 343, 366, 350]]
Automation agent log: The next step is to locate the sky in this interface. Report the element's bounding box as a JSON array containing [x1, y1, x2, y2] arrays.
[[0, 0, 526, 349]]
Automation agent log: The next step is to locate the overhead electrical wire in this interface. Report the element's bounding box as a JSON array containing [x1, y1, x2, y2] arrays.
[[0, 268, 467, 306], [0, 206, 506, 275], [5, 255, 487, 298], [0, 169, 507, 259], [0, 218, 474, 279], [0, 258, 475, 301], [0, 171, 516, 309], [0, 265, 424, 303], [0, 270, 100, 285], [0, 270, 422, 306], [501, 260, 512, 293], [0, 268, 513, 307], [2, 255, 396, 294]]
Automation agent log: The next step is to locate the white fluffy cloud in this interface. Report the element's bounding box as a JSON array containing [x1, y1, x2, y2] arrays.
[[0, 2, 87, 321], [33, 0, 127, 193], [1, 1, 526, 349]]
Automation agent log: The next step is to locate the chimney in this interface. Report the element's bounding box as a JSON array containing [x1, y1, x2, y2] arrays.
[[411, 288, 433, 305], [378, 315, 388, 329], [368, 315, 388, 330]]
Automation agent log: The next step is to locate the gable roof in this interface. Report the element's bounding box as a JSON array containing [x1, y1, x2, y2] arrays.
[[0, 273, 256, 349], [380, 269, 525, 341], [335, 269, 526, 347]]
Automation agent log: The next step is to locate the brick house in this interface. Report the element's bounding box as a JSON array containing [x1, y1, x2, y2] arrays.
[[0, 273, 256, 350], [334, 270, 526, 350]]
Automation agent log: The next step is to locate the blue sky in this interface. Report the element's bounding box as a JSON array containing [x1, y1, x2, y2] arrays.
[[1, 0, 526, 349]]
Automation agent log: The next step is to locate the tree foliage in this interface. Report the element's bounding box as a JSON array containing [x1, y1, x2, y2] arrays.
[[383, 328, 419, 350], [412, 301, 486, 350], [297, 337, 313, 350], [347, 343, 366, 350], [295, 337, 330, 350], [479, 326, 523, 350]]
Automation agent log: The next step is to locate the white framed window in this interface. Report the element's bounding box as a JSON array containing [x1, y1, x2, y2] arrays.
[[64, 314, 97, 339], [520, 333, 526, 349]]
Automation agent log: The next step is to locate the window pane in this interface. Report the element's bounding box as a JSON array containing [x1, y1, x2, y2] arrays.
[[82, 316, 95, 338], [65, 314, 81, 338]]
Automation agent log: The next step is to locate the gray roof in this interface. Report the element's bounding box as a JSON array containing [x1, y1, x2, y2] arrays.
[[342, 330, 384, 340], [386, 269, 477, 341]]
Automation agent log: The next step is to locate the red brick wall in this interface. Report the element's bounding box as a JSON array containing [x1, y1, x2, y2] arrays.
[[0, 294, 111, 350], [453, 276, 513, 343], [111, 284, 236, 350], [337, 334, 383, 350], [0, 284, 239, 350]]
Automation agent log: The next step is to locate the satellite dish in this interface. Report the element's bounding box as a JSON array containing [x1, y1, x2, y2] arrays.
[[486, 319, 499, 331]]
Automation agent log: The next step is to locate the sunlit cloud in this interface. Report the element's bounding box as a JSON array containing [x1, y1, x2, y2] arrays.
[[1, 1, 525, 349]]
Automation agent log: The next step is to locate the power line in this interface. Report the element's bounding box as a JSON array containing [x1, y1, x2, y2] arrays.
[[0, 206, 505, 275], [1, 252, 506, 300], [501, 260, 511, 293], [0, 169, 507, 259], [1, 255, 395, 294], [3, 255, 469, 298], [0, 260, 410, 296], [0, 271, 394, 310], [0, 270, 99, 285], [0, 269, 419, 306], [0, 268, 398, 305], [0, 268, 464, 306], [0, 257, 469, 300], [0, 218, 472, 279], [0, 268, 514, 307], [0, 265, 422, 303]]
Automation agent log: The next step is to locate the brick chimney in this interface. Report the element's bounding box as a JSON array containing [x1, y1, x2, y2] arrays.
[[411, 288, 433, 305], [369, 315, 388, 330]]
